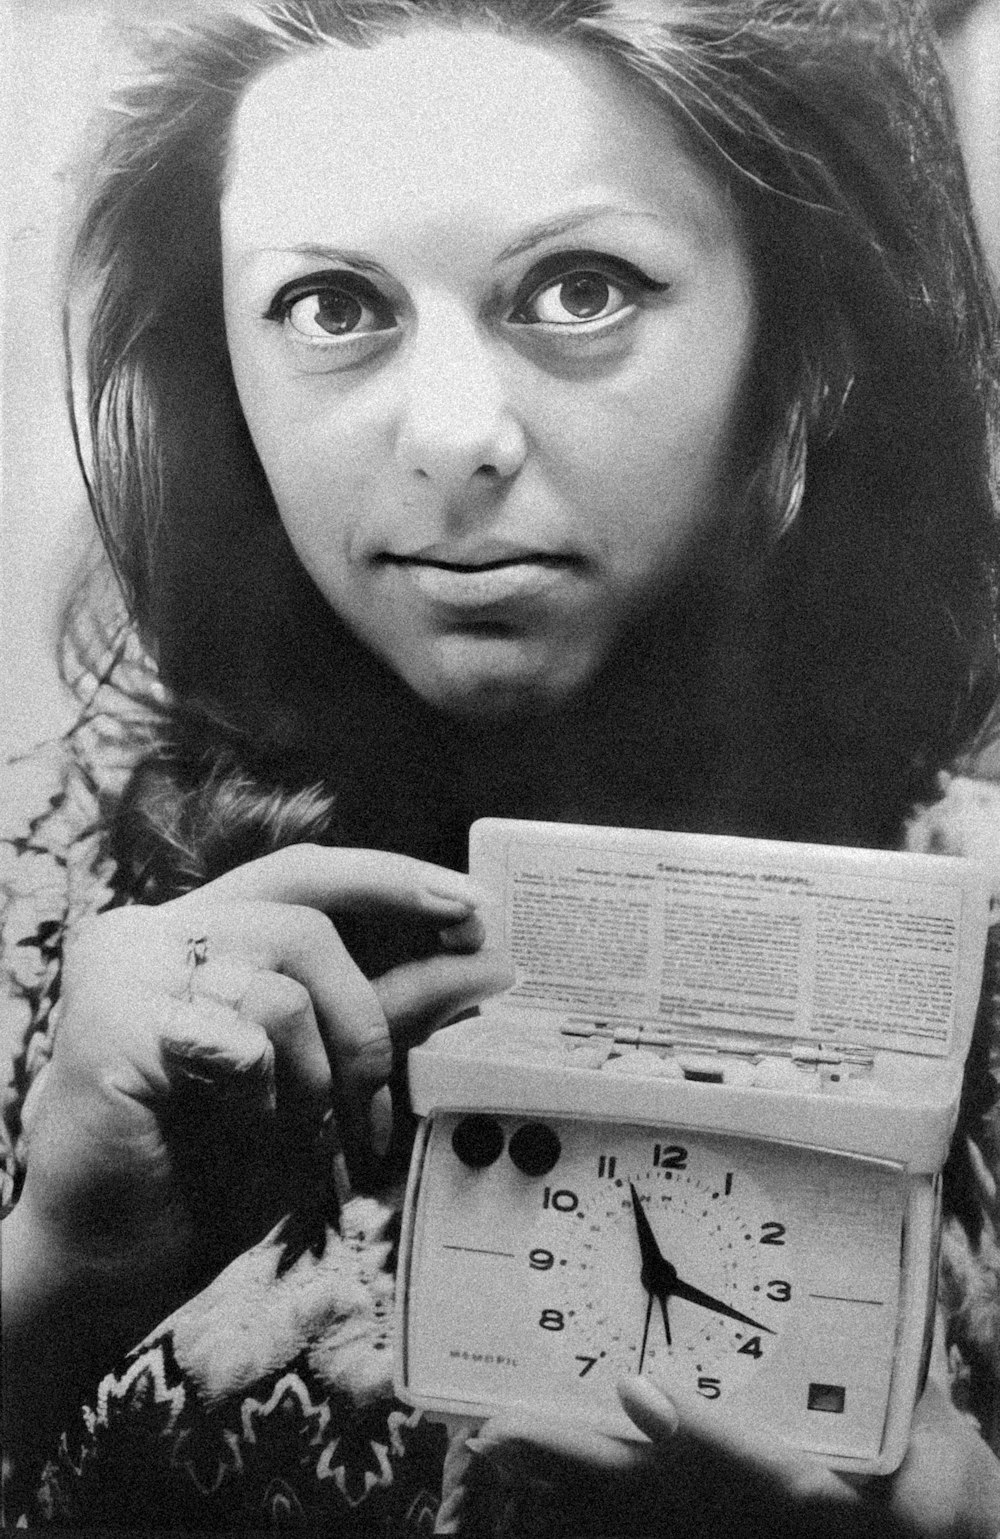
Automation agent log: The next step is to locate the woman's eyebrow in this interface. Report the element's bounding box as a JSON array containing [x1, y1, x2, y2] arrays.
[[250, 244, 388, 274], [494, 204, 696, 263]]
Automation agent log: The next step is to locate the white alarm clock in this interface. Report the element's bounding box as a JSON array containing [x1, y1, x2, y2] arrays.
[[395, 819, 989, 1474]]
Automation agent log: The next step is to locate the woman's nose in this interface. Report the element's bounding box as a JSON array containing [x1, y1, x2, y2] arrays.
[[393, 305, 527, 487]]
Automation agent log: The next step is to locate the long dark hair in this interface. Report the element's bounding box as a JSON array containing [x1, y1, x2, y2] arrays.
[[64, 0, 1000, 902]]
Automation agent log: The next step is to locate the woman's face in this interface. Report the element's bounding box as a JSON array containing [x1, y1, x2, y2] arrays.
[[222, 27, 757, 718]]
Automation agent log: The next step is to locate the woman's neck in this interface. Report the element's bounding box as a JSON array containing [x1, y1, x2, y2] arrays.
[[450, 633, 723, 833]]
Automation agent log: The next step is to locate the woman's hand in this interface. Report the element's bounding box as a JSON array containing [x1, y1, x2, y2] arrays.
[[458, 1376, 1000, 1538], [2, 845, 511, 1473], [14, 844, 511, 1286]]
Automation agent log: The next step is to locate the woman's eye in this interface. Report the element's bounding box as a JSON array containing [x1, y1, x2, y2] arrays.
[[509, 255, 666, 331], [266, 276, 395, 343], [522, 270, 629, 326]]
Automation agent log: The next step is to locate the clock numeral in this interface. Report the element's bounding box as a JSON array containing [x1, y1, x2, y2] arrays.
[[652, 1143, 688, 1170], [528, 1248, 555, 1271], [759, 1222, 786, 1246], [724, 1172, 734, 1195], [737, 1335, 764, 1359], [539, 1309, 566, 1331], [766, 1279, 792, 1302], [597, 1155, 617, 1178], [542, 1187, 579, 1213], [575, 1356, 599, 1376], [696, 1376, 722, 1399]]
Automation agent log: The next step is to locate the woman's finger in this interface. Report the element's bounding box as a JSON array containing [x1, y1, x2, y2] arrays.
[[373, 948, 515, 1044], [156, 985, 307, 1269], [172, 844, 483, 923], [436, 911, 487, 953], [238, 970, 332, 1121], [615, 1374, 680, 1441], [157, 991, 275, 1093], [223, 903, 395, 1177], [157, 969, 331, 1127]]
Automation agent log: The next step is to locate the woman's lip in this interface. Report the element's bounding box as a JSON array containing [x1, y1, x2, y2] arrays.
[[380, 554, 581, 608], [389, 537, 569, 566]]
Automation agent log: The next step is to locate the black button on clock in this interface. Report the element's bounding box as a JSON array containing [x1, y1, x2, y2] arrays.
[[508, 1121, 562, 1177], [451, 1115, 505, 1168]]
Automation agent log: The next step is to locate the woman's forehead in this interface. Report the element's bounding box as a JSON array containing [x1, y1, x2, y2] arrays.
[[220, 27, 740, 264]]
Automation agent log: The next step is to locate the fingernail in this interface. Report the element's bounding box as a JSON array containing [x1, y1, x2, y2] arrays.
[[639, 1376, 680, 1432], [423, 878, 488, 909], [423, 899, 477, 926], [424, 877, 477, 899], [437, 914, 485, 952]]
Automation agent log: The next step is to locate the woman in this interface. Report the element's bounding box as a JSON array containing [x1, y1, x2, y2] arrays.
[[2, 0, 999, 1532]]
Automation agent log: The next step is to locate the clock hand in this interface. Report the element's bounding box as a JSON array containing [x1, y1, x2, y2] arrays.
[[639, 1287, 655, 1373], [657, 1290, 672, 1348], [666, 1270, 776, 1335], [628, 1184, 773, 1336], [629, 1184, 672, 1350], [628, 1182, 664, 1291]]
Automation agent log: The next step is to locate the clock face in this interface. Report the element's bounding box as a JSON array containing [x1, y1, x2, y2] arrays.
[[573, 1142, 792, 1395], [402, 1114, 911, 1461]]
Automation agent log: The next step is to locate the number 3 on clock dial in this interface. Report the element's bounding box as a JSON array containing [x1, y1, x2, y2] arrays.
[[535, 1130, 794, 1398]]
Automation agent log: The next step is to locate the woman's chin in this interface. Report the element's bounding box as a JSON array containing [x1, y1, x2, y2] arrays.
[[397, 633, 603, 721]]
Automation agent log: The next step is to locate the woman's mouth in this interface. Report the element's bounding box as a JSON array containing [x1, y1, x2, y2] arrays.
[[378, 552, 582, 608]]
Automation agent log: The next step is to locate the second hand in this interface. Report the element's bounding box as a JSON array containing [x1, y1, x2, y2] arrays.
[[639, 1288, 655, 1373]]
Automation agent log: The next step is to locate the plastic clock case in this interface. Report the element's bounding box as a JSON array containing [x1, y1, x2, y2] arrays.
[[394, 818, 990, 1476]]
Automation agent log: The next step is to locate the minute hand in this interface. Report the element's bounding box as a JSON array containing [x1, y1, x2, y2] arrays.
[[667, 1269, 775, 1335]]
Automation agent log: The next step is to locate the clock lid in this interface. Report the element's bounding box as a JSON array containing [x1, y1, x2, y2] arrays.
[[467, 818, 989, 1072], [405, 821, 989, 1169]]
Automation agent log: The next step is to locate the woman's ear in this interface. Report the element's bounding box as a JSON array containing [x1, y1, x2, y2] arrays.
[[753, 326, 858, 547]]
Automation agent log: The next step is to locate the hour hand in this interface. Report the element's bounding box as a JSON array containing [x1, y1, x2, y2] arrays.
[[629, 1182, 668, 1291]]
